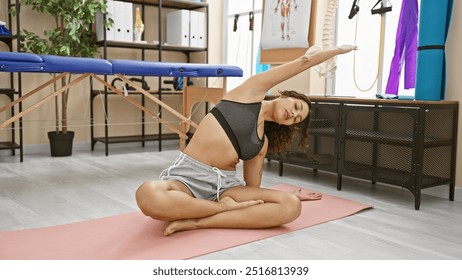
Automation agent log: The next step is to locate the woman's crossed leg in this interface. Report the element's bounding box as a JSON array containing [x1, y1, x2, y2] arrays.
[[135, 181, 301, 236]]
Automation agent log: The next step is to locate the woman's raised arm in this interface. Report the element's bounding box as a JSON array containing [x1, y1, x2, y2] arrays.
[[225, 45, 357, 102]]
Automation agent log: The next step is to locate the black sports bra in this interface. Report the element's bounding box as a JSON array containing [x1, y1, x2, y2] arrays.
[[210, 100, 264, 160]]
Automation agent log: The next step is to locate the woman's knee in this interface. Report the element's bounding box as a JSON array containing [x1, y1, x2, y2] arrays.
[[280, 193, 302, 223], [135, 181, 167, 218], [135, 181, 155, 204]]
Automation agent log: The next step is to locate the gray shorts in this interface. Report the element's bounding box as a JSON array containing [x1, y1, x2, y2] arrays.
[[159, 152, 245, 201]]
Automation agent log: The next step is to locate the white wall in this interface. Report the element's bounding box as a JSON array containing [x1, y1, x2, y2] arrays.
[[445, 0, 462, 189]]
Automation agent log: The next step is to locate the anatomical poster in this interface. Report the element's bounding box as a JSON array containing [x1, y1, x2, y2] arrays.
[[261, 0, 312, 50]]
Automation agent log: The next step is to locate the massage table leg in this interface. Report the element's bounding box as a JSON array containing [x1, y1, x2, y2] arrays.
[[0, 72, 68, 116], [0, 73, 90, 130], [91, 75, 187, 139], [115, 74, 204, 150], [181, 78, 227, 150]]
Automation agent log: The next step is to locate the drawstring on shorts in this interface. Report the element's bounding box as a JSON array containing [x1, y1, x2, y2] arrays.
[[212, 167, 225, 201], [160, 152, 243, 201], [160, 153, 185, 179]]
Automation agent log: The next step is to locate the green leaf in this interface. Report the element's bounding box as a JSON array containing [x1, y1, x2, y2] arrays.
[[19, 0, 109, 131], [20, 0, 107, 58]]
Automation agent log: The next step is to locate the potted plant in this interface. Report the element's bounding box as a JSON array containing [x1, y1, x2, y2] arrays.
[[19, 0, 110, 156]]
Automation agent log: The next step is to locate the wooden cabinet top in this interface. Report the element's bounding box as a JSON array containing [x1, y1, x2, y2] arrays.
[[308, 95, 459, 106]]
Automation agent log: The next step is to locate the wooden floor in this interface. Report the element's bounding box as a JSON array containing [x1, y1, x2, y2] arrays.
[[1, 142, 461, 260]]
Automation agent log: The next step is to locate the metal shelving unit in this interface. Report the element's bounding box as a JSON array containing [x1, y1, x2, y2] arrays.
[[0, 0, 23, 161], [91, 0, 209, 156]]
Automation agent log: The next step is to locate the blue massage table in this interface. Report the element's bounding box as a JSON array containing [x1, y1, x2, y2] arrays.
[[0, 52, 243, 149]]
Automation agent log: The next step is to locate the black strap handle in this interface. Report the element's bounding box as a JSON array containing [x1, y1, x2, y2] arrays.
[[417, 45, 445, 51]]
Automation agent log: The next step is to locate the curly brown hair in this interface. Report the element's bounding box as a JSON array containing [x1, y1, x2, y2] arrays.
[[264, 90, 312, 155]]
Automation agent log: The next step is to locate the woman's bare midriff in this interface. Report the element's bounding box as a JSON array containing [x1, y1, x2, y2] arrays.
[[183, 113, 240, 171]]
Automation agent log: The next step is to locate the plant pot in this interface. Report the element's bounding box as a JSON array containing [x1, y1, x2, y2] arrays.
[[48, 131, 75, 157]]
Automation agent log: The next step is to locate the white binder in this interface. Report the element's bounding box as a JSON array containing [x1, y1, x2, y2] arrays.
[[96, 0, 114, 41], [123, 1, 133, 42], [190, 10, 206, 48], [112, 1, 126, 41], [166, 10, 190, 47]]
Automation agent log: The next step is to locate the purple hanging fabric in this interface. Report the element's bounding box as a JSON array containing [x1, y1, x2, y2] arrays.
[[385, 0, 419, 94]]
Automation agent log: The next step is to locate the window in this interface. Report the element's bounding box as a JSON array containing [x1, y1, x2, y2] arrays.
[[224, 0, 266, 91], [223, 1, 416, 98], [335, 0, 417, 98]]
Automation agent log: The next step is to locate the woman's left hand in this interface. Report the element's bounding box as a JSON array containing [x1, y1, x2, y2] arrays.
[[338, 45, 358, 54]]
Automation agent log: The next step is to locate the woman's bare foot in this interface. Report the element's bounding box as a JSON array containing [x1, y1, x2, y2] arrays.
[[219, 196, 264, 211], [293, 188, 322, 201], [164, 219, 199, 236], [163, 197, 264, 236]]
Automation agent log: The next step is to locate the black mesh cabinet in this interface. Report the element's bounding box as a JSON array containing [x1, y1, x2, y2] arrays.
[[274, 97, 458, 210], [338, 100, 458, 210]]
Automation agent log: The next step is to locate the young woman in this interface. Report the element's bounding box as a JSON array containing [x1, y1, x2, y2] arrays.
[[136, 45, 356, 235]]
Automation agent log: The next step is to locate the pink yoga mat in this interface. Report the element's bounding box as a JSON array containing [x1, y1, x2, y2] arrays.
[[0, 184, 371, 260]]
